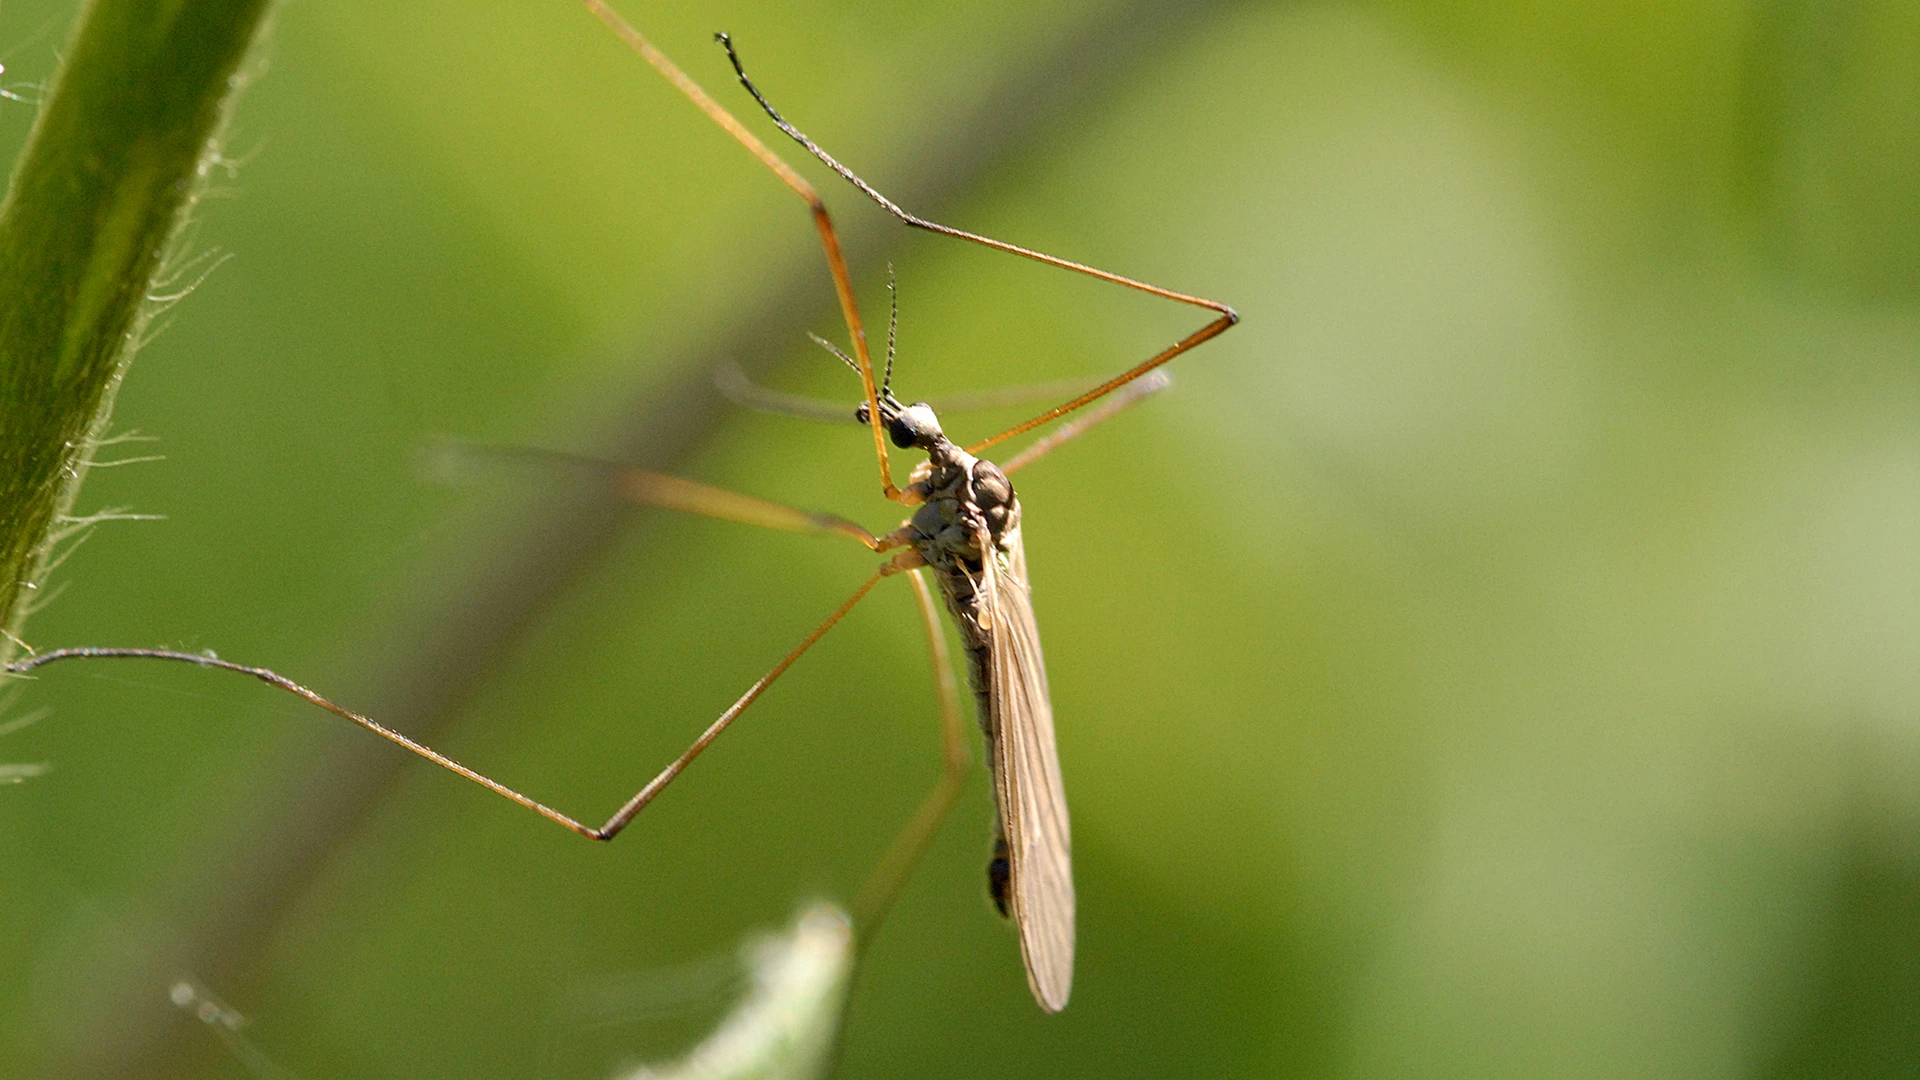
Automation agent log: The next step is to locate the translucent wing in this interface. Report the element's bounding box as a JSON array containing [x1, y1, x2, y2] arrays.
[[987, 528, 1074, 1012]]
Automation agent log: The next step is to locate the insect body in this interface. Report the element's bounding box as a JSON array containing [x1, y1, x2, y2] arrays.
[[875, 396, 1073, 1010], [9, 2, 1234, 1016]]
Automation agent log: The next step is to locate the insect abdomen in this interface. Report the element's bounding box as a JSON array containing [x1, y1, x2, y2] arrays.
[[987, 836, 1011, 917]]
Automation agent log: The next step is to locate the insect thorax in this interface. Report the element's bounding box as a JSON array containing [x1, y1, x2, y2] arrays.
[[905, 439, 1020, 704]]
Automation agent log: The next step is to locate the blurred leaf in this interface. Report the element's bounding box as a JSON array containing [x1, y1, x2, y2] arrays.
[[616, 903, 854, 1080]]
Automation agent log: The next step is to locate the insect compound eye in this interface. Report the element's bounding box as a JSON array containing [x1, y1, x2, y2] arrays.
[[887, 402, 944, 449], [853, 401, 872, 425], [887, 414, 918, 448]]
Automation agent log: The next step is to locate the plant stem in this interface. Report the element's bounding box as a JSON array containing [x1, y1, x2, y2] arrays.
[[0, 0, 274, 656]]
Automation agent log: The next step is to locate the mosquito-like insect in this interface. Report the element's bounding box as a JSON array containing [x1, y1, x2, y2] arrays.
[[5, 2, 1235, 1012]]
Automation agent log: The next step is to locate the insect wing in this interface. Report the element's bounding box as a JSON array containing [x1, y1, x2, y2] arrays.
[[987, 529, 1074, 1012]]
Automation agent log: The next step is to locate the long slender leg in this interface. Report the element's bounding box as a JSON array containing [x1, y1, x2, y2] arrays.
[[5, 565, 904, 841], [616, 468, 885, 548], [849, 567, 970, 943], [578, 2, 906, 504], [714, 37, 1239, 454], [999, 370, 1172, 475], [716, 359, 1105, 424], [429, 440, 890, 550]]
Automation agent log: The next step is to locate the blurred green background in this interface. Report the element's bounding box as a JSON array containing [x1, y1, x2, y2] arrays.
[[4, 0, 1920, 1076]]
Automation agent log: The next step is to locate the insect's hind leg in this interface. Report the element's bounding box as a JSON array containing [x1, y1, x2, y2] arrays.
[[999, 369, 1172, 475], [849, 567, 972, 940], [717, 359, 1116, 427]]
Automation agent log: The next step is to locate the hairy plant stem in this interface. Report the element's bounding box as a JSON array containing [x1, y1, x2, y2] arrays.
[[0, 0, 274, 660]]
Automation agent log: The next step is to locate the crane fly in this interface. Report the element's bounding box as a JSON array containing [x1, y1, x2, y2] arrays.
[[4, 1, 1236, 1013]]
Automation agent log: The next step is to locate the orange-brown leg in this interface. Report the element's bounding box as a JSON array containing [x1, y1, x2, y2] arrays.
[[578, 2, 906, 503]]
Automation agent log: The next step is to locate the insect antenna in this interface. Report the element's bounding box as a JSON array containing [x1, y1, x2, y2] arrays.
[[806, 332, 861, 375], [883, 263, 898, 397], [809, 333, 907, 421]]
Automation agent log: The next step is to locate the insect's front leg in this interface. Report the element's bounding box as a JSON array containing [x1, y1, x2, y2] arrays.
[[881, 547, 928, 575], [870, 479, 932, 561], [875, 524, 921, 559], [873, 476, 934, 556]]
